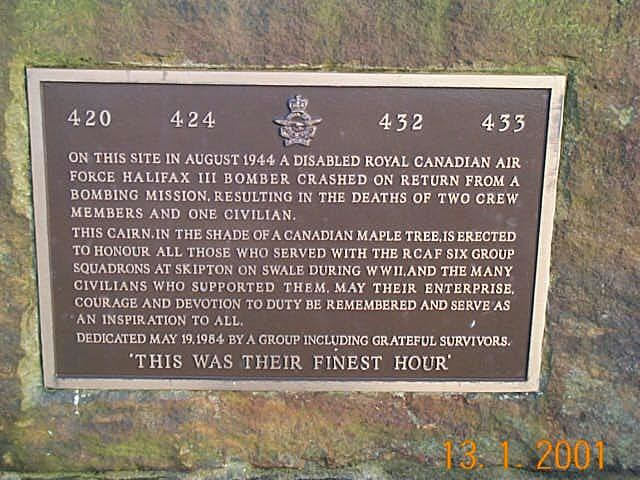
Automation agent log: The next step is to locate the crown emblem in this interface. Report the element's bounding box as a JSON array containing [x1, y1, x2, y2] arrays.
[[288, 95, 308, 112], [274, 95, 322, 147]]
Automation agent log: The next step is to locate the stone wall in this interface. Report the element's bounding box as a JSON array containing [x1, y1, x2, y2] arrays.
[[0, 1, 638, 478]]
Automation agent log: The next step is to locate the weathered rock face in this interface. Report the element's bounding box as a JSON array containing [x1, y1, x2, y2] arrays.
[[0, 1, 637, 478]]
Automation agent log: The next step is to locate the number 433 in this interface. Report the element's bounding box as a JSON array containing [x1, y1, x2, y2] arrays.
[[482, 113, 525, 133]]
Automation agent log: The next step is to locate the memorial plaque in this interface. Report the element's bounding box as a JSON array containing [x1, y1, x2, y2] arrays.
[[27, 69, 565, 391]]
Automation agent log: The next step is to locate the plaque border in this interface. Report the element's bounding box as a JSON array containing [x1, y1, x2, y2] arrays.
[[27, 68, 565, 392]]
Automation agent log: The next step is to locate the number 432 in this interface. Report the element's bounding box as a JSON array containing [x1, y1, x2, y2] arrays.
[[378, 113, 423, 132]]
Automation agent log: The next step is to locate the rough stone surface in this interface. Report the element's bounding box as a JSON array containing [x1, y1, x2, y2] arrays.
[[0, 0, 638, 478]]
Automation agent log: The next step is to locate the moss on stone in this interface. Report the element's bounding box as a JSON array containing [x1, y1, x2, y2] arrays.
[[4, 61, 31, 221]]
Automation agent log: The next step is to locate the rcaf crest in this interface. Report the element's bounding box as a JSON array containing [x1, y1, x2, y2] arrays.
[[274, 95, 322, 147]]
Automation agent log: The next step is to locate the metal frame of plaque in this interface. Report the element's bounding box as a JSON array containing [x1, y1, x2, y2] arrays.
[[28, 69, 565, 392]]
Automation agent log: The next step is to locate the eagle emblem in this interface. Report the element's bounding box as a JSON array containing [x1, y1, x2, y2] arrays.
[[274, 95, 322, 147]]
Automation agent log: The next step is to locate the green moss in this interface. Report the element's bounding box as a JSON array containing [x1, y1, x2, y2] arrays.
[[304, 0, 453, 67], [4, 61, 31, 220], [80, 433, 179, 470], [481, 1, 608, 59], [9, 403, 181, 471], [608, 105, 635, 130], [14, 0, 98, 61]]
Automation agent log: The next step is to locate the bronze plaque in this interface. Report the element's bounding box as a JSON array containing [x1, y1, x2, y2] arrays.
[[28, 69, 565, 391]]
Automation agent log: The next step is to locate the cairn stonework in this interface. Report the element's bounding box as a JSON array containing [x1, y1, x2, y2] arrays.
[[0, 1, 637, 478]]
